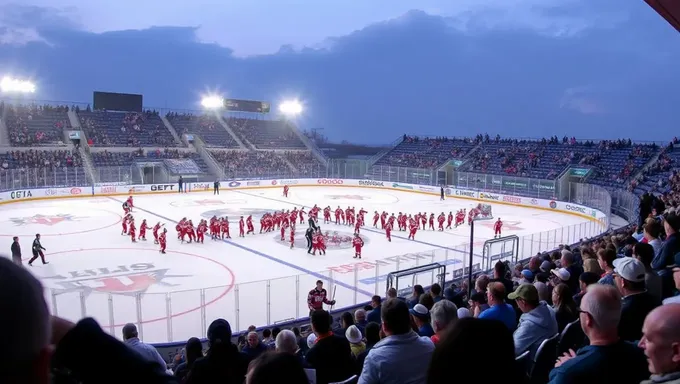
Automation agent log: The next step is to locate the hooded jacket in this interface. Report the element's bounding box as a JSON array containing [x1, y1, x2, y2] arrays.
[[513, 301, 558, 360]]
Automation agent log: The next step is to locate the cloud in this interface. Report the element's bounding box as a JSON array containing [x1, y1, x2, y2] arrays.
[[0, 3, 81, 45]]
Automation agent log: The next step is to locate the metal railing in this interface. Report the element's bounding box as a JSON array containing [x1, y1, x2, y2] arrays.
[[0, 164, 627, 344]]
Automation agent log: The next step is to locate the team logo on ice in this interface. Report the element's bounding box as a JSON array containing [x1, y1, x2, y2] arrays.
[[480, 220, 523, 231], [10, 213, 85, 227], [42, 263, 190, 296], [275, 230, 370, 250], [325, 195, 368, 200]]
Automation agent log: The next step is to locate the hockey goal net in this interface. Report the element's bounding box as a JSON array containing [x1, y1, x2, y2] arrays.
[[473, 203, 493, 220]]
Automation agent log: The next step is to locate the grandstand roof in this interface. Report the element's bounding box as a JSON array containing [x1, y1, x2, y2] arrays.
[[646, 0, 680, 33]]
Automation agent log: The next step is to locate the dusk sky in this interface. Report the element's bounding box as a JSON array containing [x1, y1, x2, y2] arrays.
[[0, 0, 678, 143]]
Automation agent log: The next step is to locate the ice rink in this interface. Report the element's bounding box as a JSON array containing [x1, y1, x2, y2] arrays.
[[0, 186, 597, 343]]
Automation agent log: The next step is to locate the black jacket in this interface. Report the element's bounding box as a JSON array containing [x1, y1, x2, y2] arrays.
[[11, 242, 21, 257]]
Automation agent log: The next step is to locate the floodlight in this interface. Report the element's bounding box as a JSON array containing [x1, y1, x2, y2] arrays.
[[0, 77, 36, 94], [279, 100, 303, 115], [201, 96, 223, 109]]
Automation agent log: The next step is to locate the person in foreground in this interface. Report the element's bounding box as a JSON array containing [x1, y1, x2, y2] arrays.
[[359, 298, 434, 384], [0, 256, 176, 384], [547, 284, 649, 384], [639, 304, 680, 384]]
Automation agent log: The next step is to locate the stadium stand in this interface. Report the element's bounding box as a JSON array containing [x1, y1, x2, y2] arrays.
[[373, 135, 479, 168], [210, 150, 293, 178], [0, 149, 86, 189], [165, 112, 240, 148], [227, 117, 307, 149], [282, 151, 327, 176], [79, 110, 177, 147], [3, 104, 70, 146]]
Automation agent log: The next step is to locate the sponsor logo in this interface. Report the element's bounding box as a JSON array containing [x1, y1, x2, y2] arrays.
[[358, 180, 384, 187], [455, 190, 476, 198], [282, 230, 370, 250], [100, 186, 118, 194], [326, 195, 368, 200], [280, 180, 298, 185], [502, 196, 521, 204], [479, 193, 499, 201], [392, 183, 413, 190], [565, 204, 586, 214], [590, 210, 597, 218], [317, 179, 344, 185], [10, 190, 32, 199], [192, 183, 210, 190], [530, 199, 538, 205], [418, 186, 437, 192], [228, 181, 241, 188], [246, 181, 260, 186], [150, 184, 175, 192], [549, 201, 557, 209], [10, 213, 85, 227], [271, 180, 278, 185], [46, 189, 59, 196], [70, 188, 82, 195]]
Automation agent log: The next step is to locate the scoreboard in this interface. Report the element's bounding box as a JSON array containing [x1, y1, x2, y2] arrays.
[[224, 99, 270, 113]]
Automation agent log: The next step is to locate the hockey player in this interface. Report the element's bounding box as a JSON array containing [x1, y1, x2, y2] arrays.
[[494, 218, 503, 238], [352, 233, 364, 259]]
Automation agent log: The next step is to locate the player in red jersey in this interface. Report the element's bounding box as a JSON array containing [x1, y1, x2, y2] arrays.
[[283, 184, 289, 197], [420, 213, 427, 230], [129, 218, 137, 243], [280, 220, 289, 241], [238, 216, 245, 237], [298, 208, 306, 224], [139, 219, 151, 240], [153, 222, 163, 244], [455, 210, 465, 227], [387, 214, 395, 231], [316, 231, 326, 255], [126, 195, 134, 212], [437, 213, 446, 231], [311, 231, 320, 255], [307, 280, 335, 316], [122, 201, 131, 215], [494, 218, 503, 238], [429, 213, 435, 230], [289, 226, 295, 249], [323, 206, 331, 224], [372, 211, 379, 228], [246, 215, 254, 235], [468, 208, 478, 225], [352, 233, 364, 259], [385, 221, 392, 242], [221, 218, 231, 239], [408, 217, 418, 240], [176, 218, 186, 240], [197, 220, 207, 243], [186, 220, 196, 243], [159, 228, 167, 254], [447, 212, 454, 229], [121, 214, 130, 235]]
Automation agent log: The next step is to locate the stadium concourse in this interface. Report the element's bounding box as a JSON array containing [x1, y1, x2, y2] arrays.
[[2, 101, 680, 384]]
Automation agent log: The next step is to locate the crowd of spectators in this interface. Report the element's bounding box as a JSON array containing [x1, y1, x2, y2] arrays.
[[210, 150, 294, 178], [282, 151, 326, 176], [227, 118, 306, 149], [3, 103, 70, 146], [166, 112, 239, 148], [0, 149, 85, 188], [375, 135, 478, 169], [79, 110, 176, 147]]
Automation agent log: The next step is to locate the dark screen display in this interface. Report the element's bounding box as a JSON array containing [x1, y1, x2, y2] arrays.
[[224, 99, 270, 113], [93, 91, 143, 112]]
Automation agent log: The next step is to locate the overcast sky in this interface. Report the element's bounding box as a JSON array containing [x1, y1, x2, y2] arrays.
[[0, 0, 612, 56]]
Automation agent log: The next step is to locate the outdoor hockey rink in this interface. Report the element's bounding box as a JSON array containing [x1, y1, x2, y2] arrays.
[[0, 186, 599, 343]]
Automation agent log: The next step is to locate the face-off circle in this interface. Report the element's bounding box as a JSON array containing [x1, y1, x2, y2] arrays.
[[275, 230, 370, 250], [0, 206, 122, 237], [32, 247, 235, 327]]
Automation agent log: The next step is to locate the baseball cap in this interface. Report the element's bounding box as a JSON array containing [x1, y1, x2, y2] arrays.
[[409, 303, 430, 319], [663, 212, 680, 232], [508, 283, 539, 302], [612, 257, 646, 283], [521, 269, 534, 280], [207, 318, 232, 344], [539, 260, 553, 273], [550, 268, 571, 282]]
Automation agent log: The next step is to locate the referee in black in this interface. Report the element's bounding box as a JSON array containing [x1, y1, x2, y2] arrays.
[[440, 185, 445, 201], [305, 227, 314, 254], [214, 180, 220, 195], [11, 236, 21, 265]]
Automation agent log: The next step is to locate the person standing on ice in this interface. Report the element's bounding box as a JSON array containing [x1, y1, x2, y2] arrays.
[[440, 185, 445, 201], [28, 233, 47, 266], [213, 179, 220, 195], [11, 236, 21, 265], [178, 175, 184, 193]]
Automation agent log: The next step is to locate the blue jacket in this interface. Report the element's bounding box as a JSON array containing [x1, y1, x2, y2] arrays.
[[367, 307, 381, 324], [358, 331, 434, 384], [513, 302, 558, 360]]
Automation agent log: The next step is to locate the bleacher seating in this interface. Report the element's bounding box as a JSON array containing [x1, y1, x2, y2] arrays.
[[166, 112, 239, 148], [210, 150, 293, 178], [90, 149, 211, 182], [146, 149, 210, 174], [4, 104, 70, 146], [227, 117, 306, 149], [630, 139, 680, 196], [282, 151, 326, 176], [0, 149, 86, 189], [79, 110, 177, 147], [374, 136, 479, 168]]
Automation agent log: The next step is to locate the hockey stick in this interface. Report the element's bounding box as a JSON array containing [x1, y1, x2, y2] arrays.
[[330, 286, 337, 311]]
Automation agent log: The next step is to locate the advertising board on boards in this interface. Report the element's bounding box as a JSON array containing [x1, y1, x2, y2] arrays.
[[358, 180, 384, 187], [10, 190, 32, 200], [455, 189, 476, 198], [318, 179, 343, 185], [565, 204, 587, 214], [280, 180, 298, 185], [479, 192, 500, 201], [150, 184, 175, 192]]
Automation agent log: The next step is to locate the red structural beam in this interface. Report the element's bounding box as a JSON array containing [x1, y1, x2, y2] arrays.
[[646, 0, 680, 32]]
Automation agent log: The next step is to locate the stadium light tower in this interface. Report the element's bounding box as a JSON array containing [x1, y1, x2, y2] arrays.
[[279, 99, 303, 116], [200, 95, 223, 109], [0, 76, 36, 94]]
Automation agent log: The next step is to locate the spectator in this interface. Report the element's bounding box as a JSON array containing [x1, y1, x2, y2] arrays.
[[573, 272, 600, 307], [490, 260, 514, 296], [261, 329, 273, 346], [275, 329, 304, 365], [534, 281, 552, 303], [186, 319, 249, 384], [305, 310, 354, 384], [551, 283, 578, 333], [429, 283, 443, 302], [174, 337, 203, 381], [468, 291, 489, 315], [654, 213, 680, 298], [346, 325, 366, 358], [407, 285, 424, 308], [508, 283, 558, 359], [245, 352, 309, 384], [292, 327, 308, 354], [242, 332, 268, 360], [359, 299, 434, 384], [122, 323, 167, 372], [663, 253, 680, 305], [418, 293, 435, 311], [355, 309, 368, 335], [634, 242, 664, 302], [355, 322, 380, 375], [427, 318, 520, 384], [457, 307, 472, 318], [639, 304, 680, 383], [410, 303, 435, 337], [597, 248, 617, 285], [548, 285, 649, 383], [583, 258, 603, 275], [613, 257, 662, 341], [478, 282, 516, 331], [367, 295, 382, 324], [561, 250, 583, 293], [430, 299, 458, 344], [643, 219, 663, 255]]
